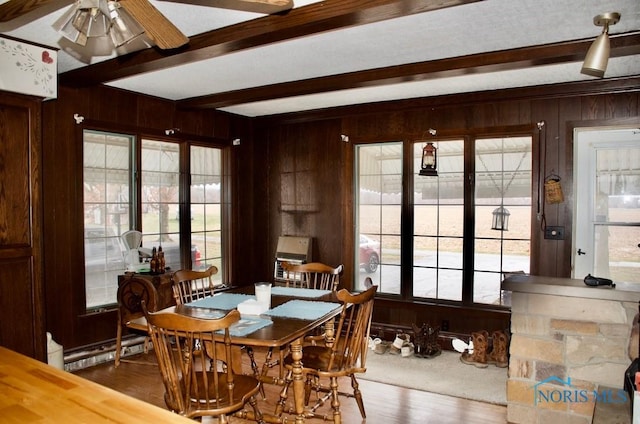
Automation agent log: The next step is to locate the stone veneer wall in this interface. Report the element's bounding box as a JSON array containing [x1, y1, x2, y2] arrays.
[[507, 291, 635, 424]]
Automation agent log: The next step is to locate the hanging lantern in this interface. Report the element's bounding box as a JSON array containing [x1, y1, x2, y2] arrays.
[[419, 142, 438, 176], [491, 206, 510, 231]]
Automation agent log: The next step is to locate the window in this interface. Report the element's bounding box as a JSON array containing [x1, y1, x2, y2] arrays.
[[472, 137, 532, 304], [83, 130, 225, 309], [573, 128, 640, 284], [83, 130, 133, 309], [354, 134, 532, 307], [355, 143, 402, 293], [413, 140, 464, 301], [190, 145, 222, 282], [141, 139, 180, 270]]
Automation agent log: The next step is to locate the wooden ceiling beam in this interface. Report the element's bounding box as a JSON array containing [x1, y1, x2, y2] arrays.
[[176, 32, 640, 109], [0, 0, 60, 22], [59, 0, 480, 86]]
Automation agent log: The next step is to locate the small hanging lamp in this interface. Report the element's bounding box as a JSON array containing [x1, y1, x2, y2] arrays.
[[581, 12, 621, 78], [419, 142, 438, 176], [491, 206, 510, 231]]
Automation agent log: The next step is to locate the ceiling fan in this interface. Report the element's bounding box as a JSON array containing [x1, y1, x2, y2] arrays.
[[0, 0, 294, 49]]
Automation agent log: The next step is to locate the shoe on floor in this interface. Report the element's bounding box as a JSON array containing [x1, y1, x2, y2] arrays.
[[460, 330, 489, 368], [374, 340, 390, 354]]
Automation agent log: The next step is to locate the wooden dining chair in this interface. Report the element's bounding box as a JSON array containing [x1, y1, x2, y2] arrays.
[[172, 266, 258, 385], [262, 262, 344, 382], [275, 285, 378, 422], [115, 275, 157, 367], [143, 307, 265, 423], [281, 262, 343, 291], [171, 266, 219, 305]]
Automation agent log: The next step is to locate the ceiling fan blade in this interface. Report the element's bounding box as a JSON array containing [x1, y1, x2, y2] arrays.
[[162, 0, 293, 15], [0, 0, 62, 22], [118, 0, 188, 50]]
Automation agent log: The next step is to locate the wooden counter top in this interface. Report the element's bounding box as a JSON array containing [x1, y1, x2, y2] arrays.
[[0, 346, 192, 423], [501, 274, 640, 302]]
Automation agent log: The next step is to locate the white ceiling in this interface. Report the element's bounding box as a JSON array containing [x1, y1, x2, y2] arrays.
[[1, 0, 639, 117]]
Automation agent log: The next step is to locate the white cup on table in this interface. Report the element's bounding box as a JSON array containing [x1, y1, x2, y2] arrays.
[[254, 282, 272, 309]]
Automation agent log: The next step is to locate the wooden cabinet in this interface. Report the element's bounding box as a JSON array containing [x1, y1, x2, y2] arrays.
[[0, 92, 45, 360]]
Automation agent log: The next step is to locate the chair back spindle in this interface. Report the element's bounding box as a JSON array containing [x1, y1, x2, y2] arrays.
[[281, 262, 343, 291], [172, 266, 219, 305]]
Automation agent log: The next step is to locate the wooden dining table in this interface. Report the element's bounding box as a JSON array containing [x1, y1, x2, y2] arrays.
[[0, 345, 194, 423], [155, 285, 344, 424]]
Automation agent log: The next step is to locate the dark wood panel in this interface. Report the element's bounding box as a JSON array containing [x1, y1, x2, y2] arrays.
[[0, 258, 36, 354], [0, 92, 44, 360], [0, 101, 30, 247], [136, 95, 175, 130]]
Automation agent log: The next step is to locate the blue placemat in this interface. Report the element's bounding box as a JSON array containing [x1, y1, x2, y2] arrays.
[[271, 286, 331, 298], [183, 310, 272, 336], [264, 300, 341, 320], [186, 293, 253, 310], [225, 317, 273, 337]]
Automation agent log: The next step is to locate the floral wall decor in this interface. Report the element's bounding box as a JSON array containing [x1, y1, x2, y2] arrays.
[[0, 36, 57, 99]]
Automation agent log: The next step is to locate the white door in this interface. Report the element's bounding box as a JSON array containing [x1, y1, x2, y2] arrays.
[[573, 128, 640, 283]]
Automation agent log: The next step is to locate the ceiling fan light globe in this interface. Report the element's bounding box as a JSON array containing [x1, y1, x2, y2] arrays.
[[54, 14, 89, 45], [107, 1, 145, 47], [74, 8, 110, 38], [581, 32, 610, 78]]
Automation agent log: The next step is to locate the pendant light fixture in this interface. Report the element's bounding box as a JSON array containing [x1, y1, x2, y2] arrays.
[[581, 12, 621, 78]]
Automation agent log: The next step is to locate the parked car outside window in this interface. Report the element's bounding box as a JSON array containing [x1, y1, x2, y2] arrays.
[[359, 235, 380, 273]]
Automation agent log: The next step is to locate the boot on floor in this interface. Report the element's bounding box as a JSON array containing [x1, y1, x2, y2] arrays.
[[460, 330, 489, 368], [487, 330, 509, 368]]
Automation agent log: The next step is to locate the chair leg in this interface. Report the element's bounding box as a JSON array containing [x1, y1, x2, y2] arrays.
[[115, 323, 123, 367], [244, 346, 265, 398], [329, 376, 342, 424], [248, 395, 265, 424], [275, 369, 293, 416], [351, 374, 366, 418], [304, 375, 314, 405]]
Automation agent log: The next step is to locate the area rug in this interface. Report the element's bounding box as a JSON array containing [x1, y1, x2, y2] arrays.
[[360, 350, 507, 405]]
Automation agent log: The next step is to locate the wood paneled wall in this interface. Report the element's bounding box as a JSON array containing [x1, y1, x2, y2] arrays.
[[253, 79, 640, 334], [34, 77, 640, 352], [41, 85, 251, 350]]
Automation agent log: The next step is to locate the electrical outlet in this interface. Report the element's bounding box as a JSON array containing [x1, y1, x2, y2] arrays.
[[441, 320, 449, 331], [544, 226, 565, 240]]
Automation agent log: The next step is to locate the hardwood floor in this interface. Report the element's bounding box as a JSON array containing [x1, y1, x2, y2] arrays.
[[73, 348, 507, 423]]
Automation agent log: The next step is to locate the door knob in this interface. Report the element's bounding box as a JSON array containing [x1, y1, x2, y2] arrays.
[[577, 249, 586, 255]]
